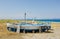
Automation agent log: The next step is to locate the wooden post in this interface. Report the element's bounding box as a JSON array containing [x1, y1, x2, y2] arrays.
[[45, 26, 48, 32], [16, 25, 20, 33], [47, 27, 48, 32], [39, 26, 42, 33], [33, 30, 34, 33], [9, 27, 11, 31], [23, 29, 25, 33]]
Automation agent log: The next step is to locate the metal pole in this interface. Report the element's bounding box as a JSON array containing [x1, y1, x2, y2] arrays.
[[24, 13, 26, 23]]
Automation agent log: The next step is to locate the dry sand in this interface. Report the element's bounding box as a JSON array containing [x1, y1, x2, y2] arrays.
[[0, 22, 60, 39]]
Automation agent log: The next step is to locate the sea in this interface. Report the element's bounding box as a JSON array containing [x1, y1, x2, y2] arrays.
[[16, 19, 60, 22], [35, 19, 60, 22]]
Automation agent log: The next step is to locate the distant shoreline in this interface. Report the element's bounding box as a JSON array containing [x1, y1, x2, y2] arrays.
[[0, 19, 60, 22]]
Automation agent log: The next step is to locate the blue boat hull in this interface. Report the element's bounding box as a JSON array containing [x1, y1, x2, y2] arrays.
[[7, 26, 51, 33]]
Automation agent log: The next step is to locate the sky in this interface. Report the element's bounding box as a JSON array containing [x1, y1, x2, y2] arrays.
[[0, 0, 60, 19]]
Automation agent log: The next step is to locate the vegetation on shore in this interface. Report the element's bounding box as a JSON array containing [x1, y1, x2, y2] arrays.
[[0, 19, 21, 23]]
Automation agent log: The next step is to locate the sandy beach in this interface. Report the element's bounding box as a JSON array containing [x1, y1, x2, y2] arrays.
[[0, 22, 60, 39]]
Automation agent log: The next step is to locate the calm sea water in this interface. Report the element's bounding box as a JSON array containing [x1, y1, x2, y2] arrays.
[[35, 19, 60, 22], [16, 19, 60, 22]]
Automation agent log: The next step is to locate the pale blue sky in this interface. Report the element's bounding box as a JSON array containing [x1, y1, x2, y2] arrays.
[[0, 0, 60, 19]]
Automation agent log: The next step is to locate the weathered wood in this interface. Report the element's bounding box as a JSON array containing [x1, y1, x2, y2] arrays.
[[16, 25, 20, 33], [23, 29, 25, 33], [9, 28, 11, 31], [46, 27, 48, 31], [39, 26, 42, 33], [32, 30, 34, 33]]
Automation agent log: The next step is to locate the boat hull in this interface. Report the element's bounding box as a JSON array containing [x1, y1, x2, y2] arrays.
[[7, 26, 51, 32]]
